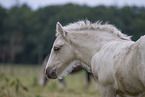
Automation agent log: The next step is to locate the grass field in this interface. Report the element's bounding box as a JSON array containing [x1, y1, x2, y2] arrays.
[[0, 64, 100, 97]]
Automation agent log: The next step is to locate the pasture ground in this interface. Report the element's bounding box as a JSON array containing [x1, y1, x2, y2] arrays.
[[0, 64, 100, 97]]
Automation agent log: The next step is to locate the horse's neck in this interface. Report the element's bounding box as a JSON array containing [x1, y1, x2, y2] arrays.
[[69, 30, 118, 67]]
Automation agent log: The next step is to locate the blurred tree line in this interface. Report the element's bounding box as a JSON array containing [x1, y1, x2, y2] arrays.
[[0, 4, 145, 64]]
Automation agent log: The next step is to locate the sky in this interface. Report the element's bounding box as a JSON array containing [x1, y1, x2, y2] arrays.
[[0, 0, 145, 10]]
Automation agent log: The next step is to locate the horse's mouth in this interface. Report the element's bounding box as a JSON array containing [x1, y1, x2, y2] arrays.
[[45, 67, 57, 79], [46, 73, 57, 79]]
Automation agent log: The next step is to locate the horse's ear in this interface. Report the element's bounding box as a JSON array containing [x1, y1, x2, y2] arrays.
[[56, 22, 67, 38]]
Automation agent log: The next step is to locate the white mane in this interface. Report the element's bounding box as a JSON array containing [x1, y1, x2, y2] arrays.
[[56, 20, 131, 40]]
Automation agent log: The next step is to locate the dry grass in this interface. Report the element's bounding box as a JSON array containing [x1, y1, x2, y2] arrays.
[[0, 64, 100, 97]]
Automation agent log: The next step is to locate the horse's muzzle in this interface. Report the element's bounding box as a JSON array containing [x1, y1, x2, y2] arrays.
[[45, 67, 57, 79]]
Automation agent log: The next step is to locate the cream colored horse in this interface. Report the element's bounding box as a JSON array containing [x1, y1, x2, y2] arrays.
[[45, 20, 145, 97]]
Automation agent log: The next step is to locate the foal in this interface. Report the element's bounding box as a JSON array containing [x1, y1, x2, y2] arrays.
[[45, 20, 145, 97]]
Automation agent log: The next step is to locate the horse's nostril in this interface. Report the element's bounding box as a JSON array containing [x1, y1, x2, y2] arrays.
[[45, 67, 57, 79], [51, 68, 56, 76]]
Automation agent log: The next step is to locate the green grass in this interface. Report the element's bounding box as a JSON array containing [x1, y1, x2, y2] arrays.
[[0, 64, 100, 97]]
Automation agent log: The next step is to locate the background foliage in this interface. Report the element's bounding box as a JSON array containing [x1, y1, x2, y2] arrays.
[[0, 64, 99, 97], [0, 4, 145, 64]]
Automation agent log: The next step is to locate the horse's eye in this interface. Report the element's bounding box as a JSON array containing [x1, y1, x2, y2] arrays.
[[54, 47, 60, 51]]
